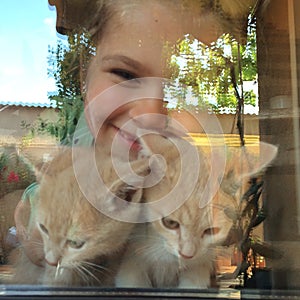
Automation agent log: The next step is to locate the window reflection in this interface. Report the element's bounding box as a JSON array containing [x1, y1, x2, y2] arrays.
[[0, 0, 299, 298]]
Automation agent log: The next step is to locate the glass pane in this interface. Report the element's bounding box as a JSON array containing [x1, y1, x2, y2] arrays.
[[0, 0, 299, 299]]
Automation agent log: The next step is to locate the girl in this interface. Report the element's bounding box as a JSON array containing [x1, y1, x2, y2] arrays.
[[15, 0, 252, 281]]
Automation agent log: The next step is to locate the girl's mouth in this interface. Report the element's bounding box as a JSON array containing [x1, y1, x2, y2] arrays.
[[112, 124, 142, 152]]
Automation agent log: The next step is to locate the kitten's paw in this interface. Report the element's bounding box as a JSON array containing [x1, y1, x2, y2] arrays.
[[178, 281, 208, 289], [115, 271, 151, 288], [178, 273, 210, 289]]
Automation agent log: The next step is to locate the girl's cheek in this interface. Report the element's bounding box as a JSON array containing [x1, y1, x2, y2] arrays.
[[85, 81, 109, 104]]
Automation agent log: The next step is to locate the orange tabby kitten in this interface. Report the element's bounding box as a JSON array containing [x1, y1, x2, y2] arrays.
[[13, 147, 149, 286], [116, 137, 278, 288]]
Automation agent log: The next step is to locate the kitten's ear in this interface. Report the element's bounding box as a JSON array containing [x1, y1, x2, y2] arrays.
[[97, 158, 150, 221], [107, 157, 151, 205], [32, 146, 69, 180], [113, 183, 143, 204], [16, 144, 61, 181], [137, 131, 196, 182], [220, 142, 278, 195], [137, 131, 181, 162], [228, 141, 278, 178]]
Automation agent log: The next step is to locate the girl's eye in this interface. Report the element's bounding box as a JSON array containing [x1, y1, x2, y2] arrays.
[[67, 239, 85, 249], [203, 227, 221, 237], [111, 69, 136, 81], [39, 223, 48, 235], [110, 69, 141, 88], [162, 217, 180, 230]]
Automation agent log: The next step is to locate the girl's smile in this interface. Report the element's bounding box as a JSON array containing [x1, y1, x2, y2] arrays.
[[111, 123, 142, 153]]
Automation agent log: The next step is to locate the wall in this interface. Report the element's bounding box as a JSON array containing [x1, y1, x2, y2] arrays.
[[0, 105, 259, 165], [170, 110, 258, 135], [0, 105, 58, 165], [257, 0, 300, 289]]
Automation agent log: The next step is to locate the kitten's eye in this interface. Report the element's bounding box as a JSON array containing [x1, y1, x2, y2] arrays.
[[39, 223, 48, 235], [162, 217, 180, 230], [203, 227, 221, 237], [67, 239, 85, 249]]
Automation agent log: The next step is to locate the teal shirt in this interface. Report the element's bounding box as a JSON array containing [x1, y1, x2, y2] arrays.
[[21, 182, 39, 230], [21, 182, 39, 205], [70, 115, 94, 147]]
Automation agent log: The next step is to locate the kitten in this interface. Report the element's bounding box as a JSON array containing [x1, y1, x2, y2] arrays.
[[12, 146, 149, 286], [116, 137, 278, 289]]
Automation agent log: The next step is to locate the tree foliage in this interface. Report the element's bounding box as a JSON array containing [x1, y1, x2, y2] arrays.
[[167, 22, 257, 113], [23, 30, 95, 144], [46, 30, 95, 144]]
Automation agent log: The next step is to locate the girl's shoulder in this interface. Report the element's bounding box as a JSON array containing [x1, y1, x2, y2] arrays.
[[21, 182, 39, 203]]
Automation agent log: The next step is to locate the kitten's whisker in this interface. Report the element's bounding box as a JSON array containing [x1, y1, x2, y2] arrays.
[[55, 260, 62, 279], [131, 234, 163, 244], [81, 261, 110, 273], [178, 258, 188, 271], [70, 262, 91, 285], [136, 243, 169, 262], [78, 264, 102, 285], [73, 264, 90, 284], [25, 241, 43, 247], [134, 242, 163, 256]]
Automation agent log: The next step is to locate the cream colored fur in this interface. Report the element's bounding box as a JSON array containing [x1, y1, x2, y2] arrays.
[[12, 147, 149, 286], [116, 137, 278, 288]]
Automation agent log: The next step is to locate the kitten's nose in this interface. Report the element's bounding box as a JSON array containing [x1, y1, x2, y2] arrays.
[[179, 251, 194, 259], [179, 242, 196, 259], [45, 251, 61, 267], [45, 258, 59, 267]]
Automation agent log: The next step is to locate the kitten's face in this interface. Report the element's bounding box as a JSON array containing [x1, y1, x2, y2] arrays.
[[36, 171, 137, 268], [143, 138, 278, 262], [152, 187, 233, 261], [35, 148, 147, 280]]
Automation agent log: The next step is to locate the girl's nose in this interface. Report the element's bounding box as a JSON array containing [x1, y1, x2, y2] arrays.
[[129, 99, 168, 130]]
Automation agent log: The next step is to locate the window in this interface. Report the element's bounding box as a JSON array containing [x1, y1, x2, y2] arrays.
[[0, 0, 299, 299]]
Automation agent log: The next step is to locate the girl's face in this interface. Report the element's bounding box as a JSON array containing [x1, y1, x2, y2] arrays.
[[85, 2, 220, 158]]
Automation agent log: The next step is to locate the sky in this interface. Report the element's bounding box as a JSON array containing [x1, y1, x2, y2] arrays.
[[0, 0, 63, 106]]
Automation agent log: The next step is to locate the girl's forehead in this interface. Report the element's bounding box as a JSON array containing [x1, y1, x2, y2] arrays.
[[103, 1, 222, 46], [106, 4, 182, 41]]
